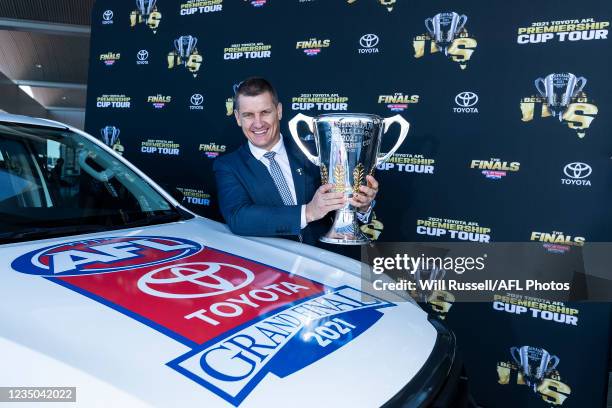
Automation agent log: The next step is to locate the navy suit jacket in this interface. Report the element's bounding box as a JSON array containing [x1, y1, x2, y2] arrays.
[[213, 138, 328, 245]]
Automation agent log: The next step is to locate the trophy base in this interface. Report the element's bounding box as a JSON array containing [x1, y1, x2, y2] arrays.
[[319, 208, 370, 245]]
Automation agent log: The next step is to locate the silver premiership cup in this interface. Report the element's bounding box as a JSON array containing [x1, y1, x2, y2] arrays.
[[510, 346, 560, 392], [288, 113, 409, 245], [425, 12, 468, 55], [535, 73, 586, 121]]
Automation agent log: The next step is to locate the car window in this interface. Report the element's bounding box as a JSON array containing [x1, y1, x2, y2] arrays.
[[0, 121, 190, 244]]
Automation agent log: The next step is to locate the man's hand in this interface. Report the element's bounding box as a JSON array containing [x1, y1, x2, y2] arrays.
[[349, 175, 378, 212], [305, 184, 346, 223]]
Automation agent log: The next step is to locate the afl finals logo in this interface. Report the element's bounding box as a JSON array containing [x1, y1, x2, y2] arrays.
[[130, 0, 162, 33], [520, 72, 598, 138], [167, 35, 202, 77], [413, 12, 477, 69]]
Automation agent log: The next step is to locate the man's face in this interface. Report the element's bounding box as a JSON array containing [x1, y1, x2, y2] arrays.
[[234, 91, 282, 151]]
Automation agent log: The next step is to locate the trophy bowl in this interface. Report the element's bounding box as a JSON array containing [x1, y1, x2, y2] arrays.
[[289, 113, 409, 245], [535, 72, 587, 121]]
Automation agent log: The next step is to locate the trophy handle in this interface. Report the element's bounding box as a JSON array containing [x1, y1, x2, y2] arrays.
[[377, 115, 410, 165], [510, 347, 521, 364], [574, 77, 587, 96], [457, 15, 468, 32], [547, 355, 560, 372], [288, 113, 320, 165], [534, 78, 547, 97], [424, 18, 435, 37]]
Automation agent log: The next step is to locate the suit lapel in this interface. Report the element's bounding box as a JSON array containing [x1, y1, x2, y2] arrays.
[[238, 144, 284, 205], [285, 139, 306, 204]]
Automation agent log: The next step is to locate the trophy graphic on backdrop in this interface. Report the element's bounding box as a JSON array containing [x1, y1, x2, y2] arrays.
[[289, 113, 409, 244], [175, 35, 197, 60], [534, 73, 587, 121], [510, 345, 560, 392], [168, 35, 202, 77], [130, 0, 161, 33], [100, 126, 124, 155], [425, 12, 468, 55], [136, 0, 157, 18]]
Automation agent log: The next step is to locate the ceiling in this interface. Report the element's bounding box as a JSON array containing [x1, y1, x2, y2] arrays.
[[0, 0, 94, 25], [0, 0, 94, 111]]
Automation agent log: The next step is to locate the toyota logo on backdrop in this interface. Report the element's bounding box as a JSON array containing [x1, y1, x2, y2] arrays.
[[102, 10, 114, 21], [563, 162, 592, 179], [359, 34, 379, 48], [137, 50, 149, 61], [190, 94, 204, 106], [455, 92, 479, 107], [137, 262, 255, 298]]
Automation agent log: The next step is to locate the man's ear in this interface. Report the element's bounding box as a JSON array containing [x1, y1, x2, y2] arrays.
[[234, 109, 242, 127], [277, 102, 283, 121]]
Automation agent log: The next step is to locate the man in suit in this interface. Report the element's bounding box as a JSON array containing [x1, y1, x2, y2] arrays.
[[213, 77, 378, 246]]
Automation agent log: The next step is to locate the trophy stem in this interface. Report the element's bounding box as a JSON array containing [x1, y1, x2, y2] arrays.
[[320, 208, 370, 245]]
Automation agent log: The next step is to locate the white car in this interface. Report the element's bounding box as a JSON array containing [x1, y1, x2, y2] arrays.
[[0, 113, 464, 407]]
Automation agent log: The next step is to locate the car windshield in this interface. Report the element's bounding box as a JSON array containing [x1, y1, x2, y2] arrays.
[[0, 121, 188, 244]]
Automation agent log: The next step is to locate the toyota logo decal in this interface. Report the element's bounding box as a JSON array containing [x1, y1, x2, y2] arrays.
[[455, 92, 478, 107], [190, 94, 204, 105], [103, 10, 114, 20], [563, 162, 592, 179], [137, 262, 255, 298], [137, 50, 149, 61], [359, 34, 379, 48]]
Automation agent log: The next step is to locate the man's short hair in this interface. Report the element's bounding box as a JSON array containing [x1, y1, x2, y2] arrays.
[[233, 77, 279, 111]]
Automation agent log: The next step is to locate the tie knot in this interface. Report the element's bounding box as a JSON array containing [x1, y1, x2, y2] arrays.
[[263, 151, 276, 160]]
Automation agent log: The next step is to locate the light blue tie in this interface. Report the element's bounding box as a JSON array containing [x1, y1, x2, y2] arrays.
[[263, 151, 295, 205]]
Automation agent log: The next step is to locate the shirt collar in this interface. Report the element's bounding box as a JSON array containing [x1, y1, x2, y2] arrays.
[[248, 134, 285, 161]]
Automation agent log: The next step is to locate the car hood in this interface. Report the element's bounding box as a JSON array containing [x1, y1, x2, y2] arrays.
[[0, 217, 438, 407]]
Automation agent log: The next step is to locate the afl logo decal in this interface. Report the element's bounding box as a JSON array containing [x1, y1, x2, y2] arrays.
[[11, 236, 202, 276]]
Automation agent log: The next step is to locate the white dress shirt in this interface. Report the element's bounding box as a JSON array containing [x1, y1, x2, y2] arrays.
[[248, 134, 373, 231], [248, 135, 308, 229]]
